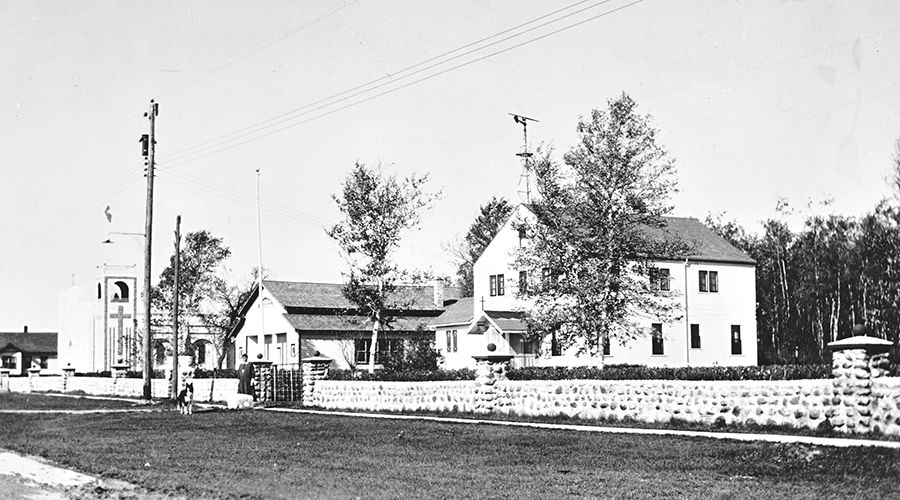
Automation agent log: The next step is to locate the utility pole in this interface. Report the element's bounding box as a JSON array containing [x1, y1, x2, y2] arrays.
[[171, 215, 181, 399], [142, 100, 158, 400]]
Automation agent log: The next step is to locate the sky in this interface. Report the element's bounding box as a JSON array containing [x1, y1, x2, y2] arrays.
[[2, 0, 899, 332]]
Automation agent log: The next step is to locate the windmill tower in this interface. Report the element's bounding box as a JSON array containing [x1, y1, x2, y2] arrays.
[[510, 113, 538, 203]]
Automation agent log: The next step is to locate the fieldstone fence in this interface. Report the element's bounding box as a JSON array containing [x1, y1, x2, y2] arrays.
[[307, 335, 900, 437], [3, 335, 898, 437]]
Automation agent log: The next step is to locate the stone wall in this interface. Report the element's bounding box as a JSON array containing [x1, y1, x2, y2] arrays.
[[3, 375, 238, 402], [313, 380, 476, 413]]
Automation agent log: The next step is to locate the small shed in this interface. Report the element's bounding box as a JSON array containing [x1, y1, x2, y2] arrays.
[[0, 329, 59, 376]]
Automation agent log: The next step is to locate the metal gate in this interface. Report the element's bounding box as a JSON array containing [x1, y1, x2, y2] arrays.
[[272, 365, 302, 402]]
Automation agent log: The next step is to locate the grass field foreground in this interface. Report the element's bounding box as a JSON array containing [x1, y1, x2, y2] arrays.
[[0, 393, 898, 499]]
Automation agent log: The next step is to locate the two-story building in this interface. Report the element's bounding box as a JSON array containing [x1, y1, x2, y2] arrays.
[[433, 204, 757, 369]]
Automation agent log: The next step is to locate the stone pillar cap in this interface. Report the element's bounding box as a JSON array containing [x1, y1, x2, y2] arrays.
[[827, 335, 892, 352]]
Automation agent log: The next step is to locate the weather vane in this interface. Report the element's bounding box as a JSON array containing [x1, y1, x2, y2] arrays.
[[509, 113, 539, 203]]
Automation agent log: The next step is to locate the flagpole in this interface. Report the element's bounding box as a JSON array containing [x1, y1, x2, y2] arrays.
[[256, 168, 265, 359]]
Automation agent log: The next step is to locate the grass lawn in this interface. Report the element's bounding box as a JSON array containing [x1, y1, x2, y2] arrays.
[[0, 392, 149, 411], [0, 394, 898, 499]]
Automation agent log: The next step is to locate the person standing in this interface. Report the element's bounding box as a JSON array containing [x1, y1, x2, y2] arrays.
[[237, 354, 255, 400]]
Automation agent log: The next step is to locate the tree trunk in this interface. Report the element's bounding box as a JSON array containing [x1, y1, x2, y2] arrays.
[[368, 315, 381, 374]]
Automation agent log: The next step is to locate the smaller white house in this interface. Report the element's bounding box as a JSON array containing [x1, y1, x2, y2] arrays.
[[231, 280, 459, 370], [0, 329, 58, 376], [433, 204, 758, 369]]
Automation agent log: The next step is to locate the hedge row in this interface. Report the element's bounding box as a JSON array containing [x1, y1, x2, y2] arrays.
[[505, 364, 833, 381], [327, 368, 476, 382]]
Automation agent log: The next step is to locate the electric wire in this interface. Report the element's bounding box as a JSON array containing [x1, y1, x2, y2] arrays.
[[159, 0, 605, 162], [161, 0, 645, 169]]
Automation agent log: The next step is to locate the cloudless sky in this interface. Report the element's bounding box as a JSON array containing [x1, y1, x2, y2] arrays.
[[2, 0, 899, 331]]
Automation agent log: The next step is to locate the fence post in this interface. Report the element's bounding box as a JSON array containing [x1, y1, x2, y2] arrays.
[[300, 355, 332, 407], [827, 334, 892, 434]]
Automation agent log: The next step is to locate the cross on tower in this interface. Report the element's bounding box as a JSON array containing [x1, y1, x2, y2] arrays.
[[110, 305, 132, 360]]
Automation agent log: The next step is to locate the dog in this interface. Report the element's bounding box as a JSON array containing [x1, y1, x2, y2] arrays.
[[176, 382, 194, 415]]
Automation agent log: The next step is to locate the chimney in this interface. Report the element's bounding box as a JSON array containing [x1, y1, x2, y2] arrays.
[[433, 280, 445, 308], [23, 325, 28, 333]]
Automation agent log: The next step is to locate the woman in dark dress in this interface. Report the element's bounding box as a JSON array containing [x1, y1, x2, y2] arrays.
[[237, 354, 255, 399]]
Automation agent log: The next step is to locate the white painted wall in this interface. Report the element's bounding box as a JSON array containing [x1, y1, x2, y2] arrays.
[[233, 287, 300, 366], [470, 205, 758, 367]]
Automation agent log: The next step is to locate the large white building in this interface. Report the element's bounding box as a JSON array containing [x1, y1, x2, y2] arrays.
[[433, 204, 758, 369]]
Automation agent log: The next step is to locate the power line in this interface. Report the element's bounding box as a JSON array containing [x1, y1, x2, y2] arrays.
[[159, 0, 606, 162], [160, 0, 645, 169], [157, 0, 362, 99]]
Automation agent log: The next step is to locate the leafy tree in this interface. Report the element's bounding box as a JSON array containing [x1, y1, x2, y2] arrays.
[[446, 197, 514, 296], [151, 230, 231, 361], [327, 162, 440, 373], [514, 93, 692, 365]]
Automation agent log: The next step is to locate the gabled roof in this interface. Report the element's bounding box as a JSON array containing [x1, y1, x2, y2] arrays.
[[0, 332, 58, 353], [430, 297, 475, 327], [284, 314, 432, 334], [483, 310, 527, 333], [518, 205, 754, 265], [264, 280, 459, 311], [644, 217, 755, 265], [232, 280, 460, 336]]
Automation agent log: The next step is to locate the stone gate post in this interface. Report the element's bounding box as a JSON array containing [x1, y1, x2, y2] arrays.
[[62, 365, 76, 393], [472, 354, 513, 414], [300, 355, 331, 407], [827, 335, 892, 433], [252, 360, 274, 402]]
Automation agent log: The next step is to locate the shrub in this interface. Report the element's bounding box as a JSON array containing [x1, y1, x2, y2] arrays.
[[327, 368, 475, 382], [193, 368, 238, 379], [506, 364, 832, 381]]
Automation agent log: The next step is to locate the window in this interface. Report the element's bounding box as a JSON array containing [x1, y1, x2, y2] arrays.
[[519, 271, 528, 294], [731, 325, 742, 355], [489, 274, 505, 296], [690, 324, 701, 349], [542, 267, 557, 291], [650, 268, 671, 291], [518, 226, 527, 243], [699, 270, 719, 293], [291, 344, 297, 357], [603, 336, 610, 356], [551, 331, 562, 356], [445, 330, 458, 353], [154, 342, 167, 365], [113, 281, 130, 302], [651, 323, 664, 355], [1, 355, 16, 370], [196, 342, 206, 365], [355, 338, 405, 365]]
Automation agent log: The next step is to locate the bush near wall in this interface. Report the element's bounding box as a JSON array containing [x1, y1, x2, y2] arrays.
[[506, 364, 833, 381], [193, 368, 238, 379], [327, 368, 476, 382]]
